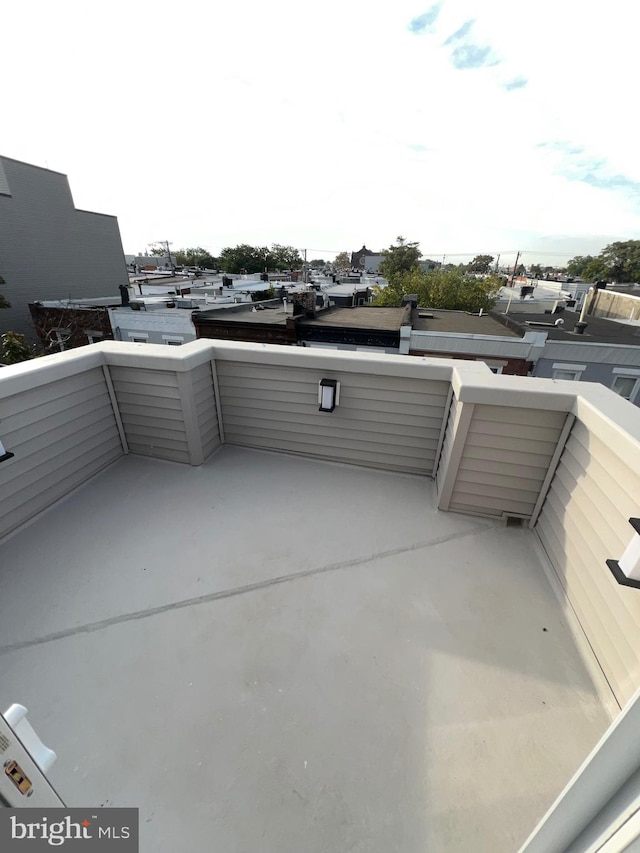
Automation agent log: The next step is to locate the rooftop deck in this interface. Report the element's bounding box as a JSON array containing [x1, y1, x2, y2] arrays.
[[0, 447, 610, 852], [3, 339, 640, 851]]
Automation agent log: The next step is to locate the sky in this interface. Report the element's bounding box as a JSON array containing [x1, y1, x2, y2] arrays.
[[4, 0, 640, 267]]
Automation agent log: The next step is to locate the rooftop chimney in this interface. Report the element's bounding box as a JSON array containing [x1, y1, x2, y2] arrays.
[[119, 284, 130, 307]]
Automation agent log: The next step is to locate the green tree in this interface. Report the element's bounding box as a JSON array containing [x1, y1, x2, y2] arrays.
[[219, 244, 302, 274], [310, 258, 326, 269], [1, 332, 36, 364], [333, 251, 351, 269], [468, 254, 494, 274], [174, 247, 218, 268], [373, 268, 502, 312], [378, 236, 421, 284], [529, 264, 543, 278], [566, 255, 597, 279], [600, 241, 640, 282], [148, 243, 169, 257]]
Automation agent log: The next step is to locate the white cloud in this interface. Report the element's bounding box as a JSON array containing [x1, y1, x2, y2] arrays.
[[3, 0, 640, 263]]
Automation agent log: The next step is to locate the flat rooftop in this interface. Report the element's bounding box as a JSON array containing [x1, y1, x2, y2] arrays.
[[0, 447, 610, 852], [502, 311, 640, 345], [412, 309, 520, 337], [299, 306, 408, 331]]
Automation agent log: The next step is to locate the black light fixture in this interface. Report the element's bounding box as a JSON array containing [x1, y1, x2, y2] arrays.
[[318, 378, 340, 413], [0, 439, 14, 463], [606, 518, 640, 589]]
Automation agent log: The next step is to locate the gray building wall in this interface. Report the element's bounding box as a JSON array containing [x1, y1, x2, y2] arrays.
[[534, 340, 640, 407], [0, 156, 129, 339]]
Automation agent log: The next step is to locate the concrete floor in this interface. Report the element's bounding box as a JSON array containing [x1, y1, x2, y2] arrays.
[[0, 447, 611, 852]]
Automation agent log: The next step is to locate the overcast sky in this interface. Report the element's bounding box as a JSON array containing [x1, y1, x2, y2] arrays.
[[5, 0, 640, 266]]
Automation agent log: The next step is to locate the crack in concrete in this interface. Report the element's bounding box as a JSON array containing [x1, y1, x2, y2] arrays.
[[0, 522, 496, 656]]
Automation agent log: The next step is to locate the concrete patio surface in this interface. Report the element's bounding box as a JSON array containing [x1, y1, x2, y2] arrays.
[[0, 447, 612, 852]]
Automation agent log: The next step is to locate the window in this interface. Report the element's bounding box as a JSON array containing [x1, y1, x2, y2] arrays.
[[162, 335, 184, 346], [611, 369, 640, 402], [552, 363, 586, 381], [127, 332, 148, 343], [53, 329, 71, 352]]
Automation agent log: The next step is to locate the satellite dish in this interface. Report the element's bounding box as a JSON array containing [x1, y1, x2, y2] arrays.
[[554, 318, 565, 326]]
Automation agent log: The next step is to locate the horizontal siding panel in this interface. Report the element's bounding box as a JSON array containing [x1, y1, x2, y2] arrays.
[[0, 419, 120, 490], [113, 392, 182, 412], [0, 443, 121, 540], [535, 412, 640, 708], [224, 420, 439, 453], [117, 422, 187, 443], [218, 362, 448, 394], [539, 488, 640, 691], [469, 420, 563, 443], [454, 467, 544, 491], [126, 444, 191, 464], [109, 367, 180, 388], [111, 379, 180, 400], [220, 396, 438, 427], [458, 457, 547, 482], [124, 433, 188, 452], [216, 360, 446, 473], [1, 370, 104, 417], [0, 382, 110, 435], [536, 514, 633, 705], [2, 397, 113, 447], [451, 478, 539, 504], [472, 405, 567, 428], [1, 432, 122, 518], [461, 444, 554, 470], [219, 383, 447, 410], [225, 422, 436, 459], [450, 492, 535, 516], [460, 432, 558, 455], [223, 406, 439, 440], [0, 423, 120, 499], [226, 434, 432, 473]]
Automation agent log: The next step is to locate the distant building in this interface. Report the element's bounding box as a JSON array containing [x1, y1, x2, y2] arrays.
[[351, 245, 378, 270], [409, 309, 545, 375], [297, 306, 411, 354], [494, 307, 640, 406], [0, 156, 129, 338], [29, 298, 118, 352]]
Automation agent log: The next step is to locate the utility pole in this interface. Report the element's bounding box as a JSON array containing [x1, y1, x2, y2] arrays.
[[510, 251, 520, 287], [303, 248, 308, 284], [495, 254, 500, 273]]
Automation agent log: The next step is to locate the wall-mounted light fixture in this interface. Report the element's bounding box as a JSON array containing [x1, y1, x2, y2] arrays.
[[318, 378, 340, 413], [606, 518, 640, 588], [0, 438, 14, 463]]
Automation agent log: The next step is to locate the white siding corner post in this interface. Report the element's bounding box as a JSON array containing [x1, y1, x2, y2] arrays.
[[210, 356, 225, 444], [529, 412, 575, 528], [176, 370, 205, 466], [102, 364, 129, 454], [432, 384, 454, 477], [437, 400, 475, 511]]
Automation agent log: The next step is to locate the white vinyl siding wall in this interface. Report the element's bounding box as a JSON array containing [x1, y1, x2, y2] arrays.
[[0, 368, 122, 538], [216, 360, 449, 473], [536, 418, 640, 708], [447, 404, 567, 518], [436, 395, 457, 491], [109, 367, 190, 464]]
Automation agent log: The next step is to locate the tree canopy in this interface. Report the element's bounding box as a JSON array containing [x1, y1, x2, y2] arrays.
[[468, 254, 494, 274], [567, 241, 640, 282], [174, 247, 218, 268], [378, 236, 421, 283], [1, 332, 35, 364], [373, 267, 502, 313], [333, 252, 351, 269], [219, 244, 302, 274]]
